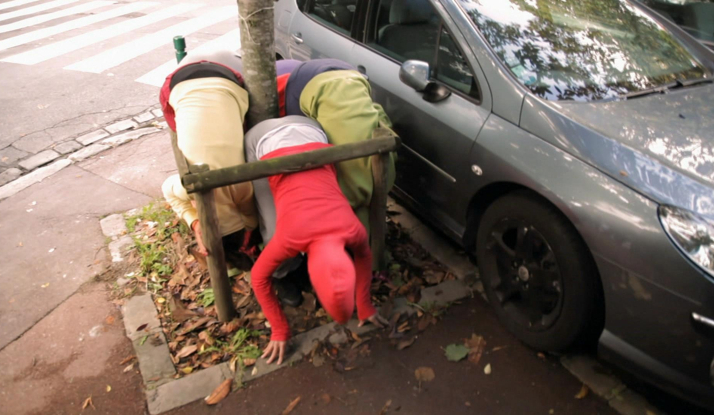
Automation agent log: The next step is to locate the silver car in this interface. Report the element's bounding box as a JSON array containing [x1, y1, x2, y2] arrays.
[[273, 0, 714, 408]]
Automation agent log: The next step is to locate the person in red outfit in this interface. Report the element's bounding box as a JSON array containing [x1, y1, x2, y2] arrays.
[[249, 116, 388, 365]]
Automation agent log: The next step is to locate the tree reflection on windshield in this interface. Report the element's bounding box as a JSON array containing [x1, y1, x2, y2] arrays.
[[459, 0, 708, 101]]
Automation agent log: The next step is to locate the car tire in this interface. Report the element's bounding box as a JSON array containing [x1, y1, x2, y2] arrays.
[[475, 191, 601, 351]]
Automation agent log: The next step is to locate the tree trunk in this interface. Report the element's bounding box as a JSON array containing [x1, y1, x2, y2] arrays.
[[236, 0, 278, 126]]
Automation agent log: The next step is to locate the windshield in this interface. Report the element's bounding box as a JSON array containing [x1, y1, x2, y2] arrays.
[[458, 0, 709, 101], [642, 0, 714, 47]]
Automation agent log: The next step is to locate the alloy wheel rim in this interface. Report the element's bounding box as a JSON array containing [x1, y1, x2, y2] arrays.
[[485, 218, 564, 332]]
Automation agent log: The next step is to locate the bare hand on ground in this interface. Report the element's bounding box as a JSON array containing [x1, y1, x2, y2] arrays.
[[358, 313, 389, 328], [191, 220, 208, 256], [262, 340, 287, 365]]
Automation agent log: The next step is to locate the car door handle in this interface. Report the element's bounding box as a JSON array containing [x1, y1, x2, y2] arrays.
[[291, 33, 303, 44], [357, 65, 369, 80]]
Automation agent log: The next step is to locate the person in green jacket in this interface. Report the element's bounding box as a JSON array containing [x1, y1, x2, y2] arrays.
[[280, 59, 397, 234]]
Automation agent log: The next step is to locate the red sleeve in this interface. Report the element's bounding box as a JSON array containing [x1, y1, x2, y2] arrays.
[[277, 74, 290, 117], [348, 231, 377, 321], [159, 75, 177, 131], [250, 239, 293, 341]]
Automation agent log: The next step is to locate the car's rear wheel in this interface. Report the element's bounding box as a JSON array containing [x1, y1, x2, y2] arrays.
[[475, 191, 601, 351]]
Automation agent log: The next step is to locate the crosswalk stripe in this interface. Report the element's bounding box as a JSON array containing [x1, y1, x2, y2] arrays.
[[135, 28, 241, 87], [2, 3, 203, 65], [0, 2, 154, 53], [0, 0, 80, 23], [0, 0, 42, 12], [0, 0, 114, 34], [66, 5, 237, 73]]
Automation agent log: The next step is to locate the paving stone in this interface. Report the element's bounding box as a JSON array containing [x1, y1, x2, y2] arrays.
[[68, 143, 109, 162], [420, 279, 471, 306], [561, 354, 625, 400], [0, 159, 71, 200], [147, 364, 227, 415], [133, 331, 176, 386], [123, 294, 162, 341], [100, 213, 127, 238], [608, 388, 660, 415], [105, 119, 138, 134], [76, 129, 109, 145], [0, 146, 28, 167], [0, 168, 21, 186], [53, 140, 82, 155], [151, 109, 164, 118], [108, 234, 133, 262], [18, 149, 60, 170], [101, 127, 161, 147], [134, 111, 155, 123]]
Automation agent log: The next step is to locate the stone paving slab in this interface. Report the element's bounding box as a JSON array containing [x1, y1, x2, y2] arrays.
[[18, 149, 59, 170], [76, 129, 110, 146], [135, 111, 156, 123], [106, 119, 139, 134], [147, 364, 230, 415], [134, 331, 177, 386], [0, 168, 21, 186], [122, 294, 163, 341], [100, 213, 128, 239], [53, 140, 82, 155], [0, 146, 28, 168]]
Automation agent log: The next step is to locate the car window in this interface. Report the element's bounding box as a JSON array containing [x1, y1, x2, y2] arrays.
[[305, 0, 358, 35], [435, 27, 478, 97], [641, 0, 714, 46], [456, 0, 709, 101], [366, 0, 479, 99], [367, 0, 440, 64]]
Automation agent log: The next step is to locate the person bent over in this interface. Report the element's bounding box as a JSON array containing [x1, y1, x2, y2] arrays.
[[277, 59, 397, 234], [159, 49, 257, 261], [248, 117, 388, 365]]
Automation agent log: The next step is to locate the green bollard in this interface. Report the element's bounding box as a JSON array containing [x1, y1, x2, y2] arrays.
[[173, 36, 186, 63]]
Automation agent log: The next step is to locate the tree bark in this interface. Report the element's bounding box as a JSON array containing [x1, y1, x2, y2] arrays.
[[191, 164, 237, 322], [236, 0, 278, 127]]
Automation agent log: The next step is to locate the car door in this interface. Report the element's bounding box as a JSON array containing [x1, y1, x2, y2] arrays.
[[351, 0, 490, 233], [286, 0, 363, 60]]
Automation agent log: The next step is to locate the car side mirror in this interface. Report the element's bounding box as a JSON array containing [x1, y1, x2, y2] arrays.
[[399, 60, 451, 103], [399, 60, 430, 92]]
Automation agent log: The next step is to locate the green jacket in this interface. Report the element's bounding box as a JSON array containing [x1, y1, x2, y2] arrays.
[[299, 70, 397, 232]]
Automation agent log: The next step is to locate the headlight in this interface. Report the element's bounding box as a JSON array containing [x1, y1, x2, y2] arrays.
[[659, 205, 714, 278]]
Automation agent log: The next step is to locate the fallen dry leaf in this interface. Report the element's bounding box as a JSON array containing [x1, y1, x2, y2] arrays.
[[176, 345, 198, 359], [491, 346, 507, 352], [484, 363, 492, 375], [320, 393, 331, 404], [242, 358, 256, 367], [106, 385, 111, 392], [396, 336, 416, 351], [574, 384, 589, 399], [281, 396, 301, 415], [81, 396, 95, 411], [205, 379, 232, 405], [105, 316, 115, 325], [379, 399, 392, 415], [414, 366, 435, 383], [119, 355, 136, 365], [135, 323, 148, 332], [123, 363, 135, 373], [17, 242, 23, 247], [40, 283, 50, 288], [537, 352, 546, 360], [465, 334, 486, 365]]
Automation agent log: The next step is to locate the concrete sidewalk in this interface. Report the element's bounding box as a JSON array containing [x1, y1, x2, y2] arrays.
[[0, 130, 175, 414]]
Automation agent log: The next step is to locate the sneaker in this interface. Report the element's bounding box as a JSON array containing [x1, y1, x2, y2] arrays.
[[273, 277, 303, 307]]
